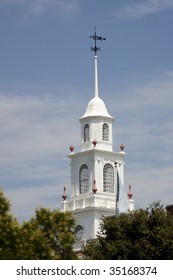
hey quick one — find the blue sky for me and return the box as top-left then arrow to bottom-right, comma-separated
0,0 -> 173,221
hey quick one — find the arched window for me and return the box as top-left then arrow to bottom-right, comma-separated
103,164 -> 114,193
84,124 -> 89,142
102,123 -> 109,141
79,164 -> 89,194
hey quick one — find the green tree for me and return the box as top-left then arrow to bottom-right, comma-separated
84,202 -> 173,260
18,208 -> 77,260
0,189 -> 77,259
0,189 -> 19,259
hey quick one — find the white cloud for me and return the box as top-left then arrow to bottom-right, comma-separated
0,92 -> 81,189
31,0 -> 79,17
5,184 -> 63,222
0,93 -> 80,156
0,0 -> 80,18
116,0 -> 173,19
126,165 -> 173,209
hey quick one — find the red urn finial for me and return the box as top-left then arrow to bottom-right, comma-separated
128,185 -> 133,199
92,139 -> 97,147
92,179 -> 98,194
69,145 -> 74,152
62,186 -> 67,201
120,144 -> 125,151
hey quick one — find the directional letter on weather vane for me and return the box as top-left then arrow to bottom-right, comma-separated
90,27 -> 106,56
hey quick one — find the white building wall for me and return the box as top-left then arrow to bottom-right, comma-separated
73,207 -> 116,242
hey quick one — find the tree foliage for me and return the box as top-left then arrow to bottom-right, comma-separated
18,208 -> 77,260
0,189 -> 77,259
0,189 -> 20,259
84,202 -> 173,260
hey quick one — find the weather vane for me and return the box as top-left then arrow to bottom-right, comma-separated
90,27 -> 106,56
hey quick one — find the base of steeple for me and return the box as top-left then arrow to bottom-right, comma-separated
72,206 -> 116,252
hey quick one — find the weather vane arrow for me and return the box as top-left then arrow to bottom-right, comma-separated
90,27 -> 106,56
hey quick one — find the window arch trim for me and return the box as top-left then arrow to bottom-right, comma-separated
84,124 -> 89,142
79,164 -> 89,194
102,123 -> 109,141
103,163 -> 114,193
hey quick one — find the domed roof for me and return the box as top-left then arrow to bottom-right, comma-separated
80,96 -> 113,119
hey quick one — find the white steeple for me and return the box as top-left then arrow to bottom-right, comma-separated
61,29 -> 134,253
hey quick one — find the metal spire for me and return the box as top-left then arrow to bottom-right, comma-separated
90,27 -> 106,56
90,27 -> 106,98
